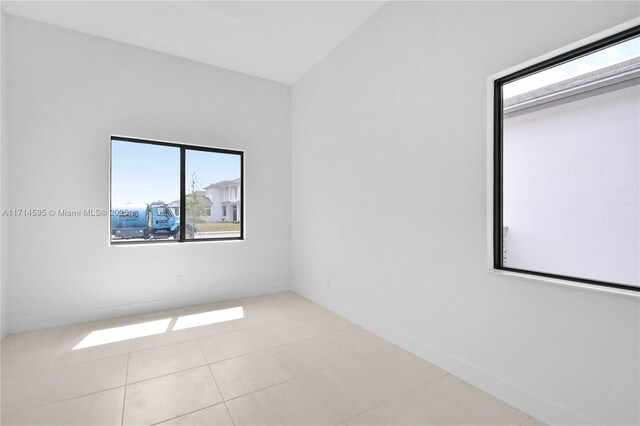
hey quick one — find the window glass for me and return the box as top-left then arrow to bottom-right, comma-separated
110,137 -> 243,243
185,149 -> 242,240
496,30 -> 640,290
110,140 -> 179,242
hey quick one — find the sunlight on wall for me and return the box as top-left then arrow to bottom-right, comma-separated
73,318 -> 172,350
173,306 -> 244,331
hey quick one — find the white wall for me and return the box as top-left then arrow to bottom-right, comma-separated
292,2 -> 639,425
4,15 -> 291,332
1,11 -> 8,339
504,81 -> 640,286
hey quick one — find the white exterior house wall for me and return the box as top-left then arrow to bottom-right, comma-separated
206,181 -> 241,222
503,79 -> 640,286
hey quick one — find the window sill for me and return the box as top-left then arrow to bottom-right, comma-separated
109,238 -> 244,246
486,268 -> 640,299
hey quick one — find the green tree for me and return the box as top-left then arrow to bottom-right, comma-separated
148,200 -> 166,206
186,172 -> 207,231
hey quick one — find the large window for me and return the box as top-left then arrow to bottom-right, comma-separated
110,136 -> 243,244
494,26 -> 639,291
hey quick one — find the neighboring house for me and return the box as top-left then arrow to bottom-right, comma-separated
169,191 -> 212,221
205,178 -> 241,222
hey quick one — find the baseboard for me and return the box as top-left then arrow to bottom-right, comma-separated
8,283 -> 289,334
292,285 -> 594,426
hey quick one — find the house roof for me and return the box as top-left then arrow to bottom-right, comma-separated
169,191 -> 212,207
204,178 -> 241,189
504,56 -> 640,114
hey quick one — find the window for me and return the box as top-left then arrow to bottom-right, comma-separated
222,206 -> 227,216
494,26 -> 639,291
110,136 -> 243,244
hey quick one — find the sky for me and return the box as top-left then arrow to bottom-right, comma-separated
503,35 -> 639,98
111,140 -> 241,205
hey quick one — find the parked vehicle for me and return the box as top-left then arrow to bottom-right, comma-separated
111,204 -> 180,240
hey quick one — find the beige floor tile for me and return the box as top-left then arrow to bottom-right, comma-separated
257,318 -> 323,347
127,339 -> 207,384
272,335 -> 354,377
123,366 -> 223,426
298,311 -> 354,336
156,403 -> 233,425
1,328 -> 67,378
241,303 -> 294,326
521,416 -> 544,425
327,326 -> 393,357
264,292 -> 329,318
226,378 -> 341,425
192,316 -> 253,339
297,358 -> 405,422
130,327 -> 200,353
342,396 -> 438,425
1,372 -> 41,415
1,349 -> 49,379
2,322 -> 129,375
2,387 -> 125,426
403,375 -> 530,425
23,354 -> 128,409
46,338 -> 131,371
360,345 -> 448,390
210,349 -> 296,400
198,328 -> 271,363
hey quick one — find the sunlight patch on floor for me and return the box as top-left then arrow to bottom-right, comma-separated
73,318 -> 172,350
172,306 -> 244,331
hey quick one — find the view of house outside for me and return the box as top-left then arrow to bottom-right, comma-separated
502,36 -> 639,287
184,149 -> 241,239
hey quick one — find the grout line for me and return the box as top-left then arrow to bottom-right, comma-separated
5,354 -> 131,416
197,339 -> 236,426
217,352 -> 356,405
8,384 -> 127,416
125,363 -> 207,386
338,389 -> 413,424
3,348 -> 131,379
147,402 -> 225,426
199,325 -> 355,368
337,374 -> 451,425
121,349 -> 131,426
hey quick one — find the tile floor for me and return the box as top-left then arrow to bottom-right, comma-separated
1,292 -> 538,425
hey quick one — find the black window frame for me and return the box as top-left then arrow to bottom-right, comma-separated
110,135 -> 244,245
493,25 -> 640,292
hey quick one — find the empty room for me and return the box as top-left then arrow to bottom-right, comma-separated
0,1 -> 638,425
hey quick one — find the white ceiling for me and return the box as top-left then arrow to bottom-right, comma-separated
1,1 -> 385,84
